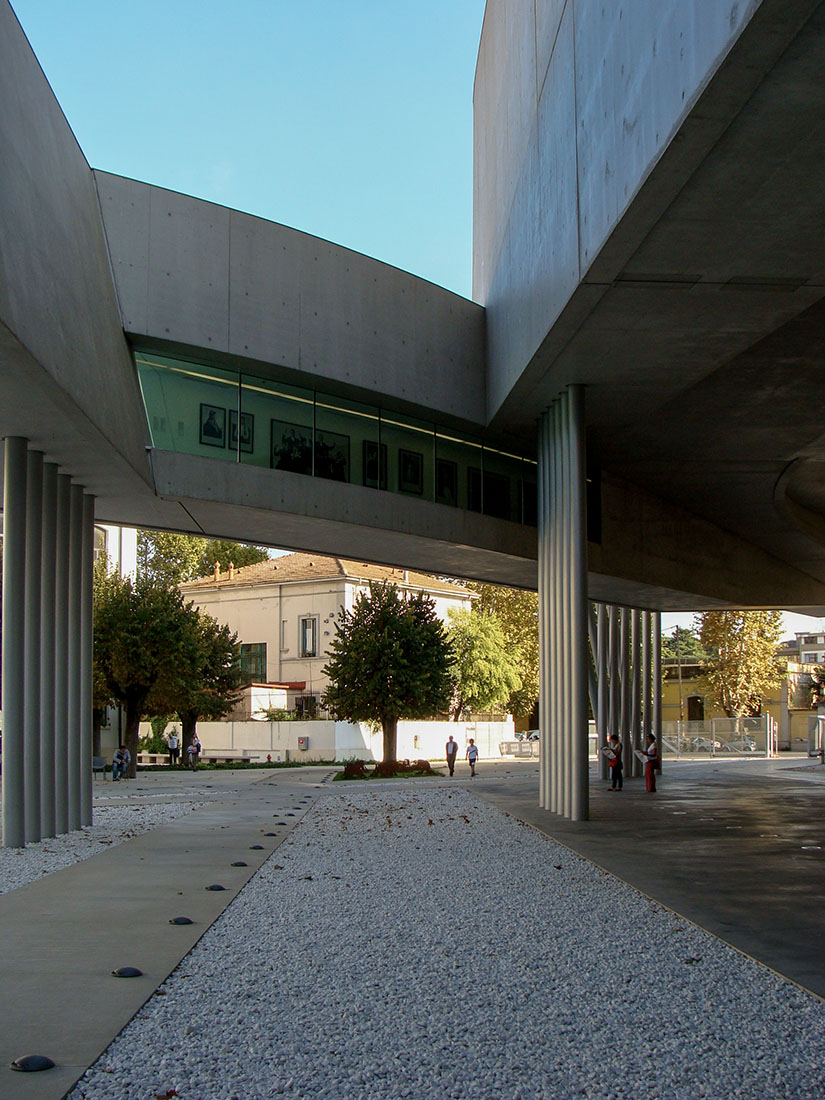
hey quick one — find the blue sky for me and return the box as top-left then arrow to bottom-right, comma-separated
11,0 -> 484,299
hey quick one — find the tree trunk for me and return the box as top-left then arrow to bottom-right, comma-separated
92,708 -> 104,758
123,705 -> 142,779
180,710 -> 198,755
382,716 -> 398,766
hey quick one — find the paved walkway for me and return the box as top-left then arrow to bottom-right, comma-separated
1,758 -> 823,1097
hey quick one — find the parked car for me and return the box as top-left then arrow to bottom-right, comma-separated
688,737 -> 722,752
514,729 -> 540,741
722,736 -> 758,752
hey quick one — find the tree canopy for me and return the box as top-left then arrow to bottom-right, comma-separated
137,531 -> 270,586
322,581 -> 454,771
697,610 -> 783,718
661,626 -> 708,664
446,607 -> 522,720
465,583 -> 538,718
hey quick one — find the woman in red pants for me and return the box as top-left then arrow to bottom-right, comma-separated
644,733 -> 660,793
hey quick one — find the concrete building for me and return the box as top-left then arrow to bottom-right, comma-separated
4,0 -> 825,840
179,552 -> 474,715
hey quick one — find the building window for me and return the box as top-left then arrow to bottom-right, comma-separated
94,526 -> 108,563
296,695 -> 318,718
299,616 -> 318,657
239,642 -> 267,682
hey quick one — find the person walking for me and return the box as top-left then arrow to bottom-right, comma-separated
608,733 -> 623,790
445,735 -> 458,776
167,727 -> 180,767
644,733 -> 660,793
112,744 -> 131,781
466,738 -> 479,778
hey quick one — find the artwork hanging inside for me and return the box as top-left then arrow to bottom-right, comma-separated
435,458 -> 458,506
199,404 -> 226,447
362,440 -> 388,489
230,410 -> 254,454
315,430 -> 350,482
399,449 -> 424,495
271,420 -> 313,475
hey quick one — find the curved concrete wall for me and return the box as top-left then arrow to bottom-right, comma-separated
95,173 -> 487,428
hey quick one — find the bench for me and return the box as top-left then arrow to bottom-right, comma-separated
92,756 -> 108,779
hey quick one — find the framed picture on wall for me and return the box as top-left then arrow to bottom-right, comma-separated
435,458 -> 458,506
362,440 -> 388,489
229,410 -> 254,454
467,466 -> 482,512
399,449 -> 424,495
199,404 -> 226,447
271,419 -> 313,474
315,430 -> 350,482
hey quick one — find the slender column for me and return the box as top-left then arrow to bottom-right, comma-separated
2,438 -> 28,848
619,609 -> 630,761
608,605 -> 619,741
80,494 -> 95,826
54,474 -> 71,835
538,410 -> 549,809
553,399 -> 564,815
567,385 -> 588,822
642,611 -> 653,777
631,609 -> 642,774
596,604 -> 609,781
24,450 -> 44,843
67,483 -> 84,831
40,463 -> 58,838
653,612 -> 662,771
560,398 -> 572,819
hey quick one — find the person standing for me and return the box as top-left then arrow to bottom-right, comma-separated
608,733 -> 623,791
445,735 -> 458,776
167,727 -> 180,767
466,738 -> 479,778
645,733 -> 660,793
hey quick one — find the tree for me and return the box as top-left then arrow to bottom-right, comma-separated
697,610 -> 783,718
147,606 -> 243,753
137,531 -> 270,586
93,571 -> 193,776
322,582 -> 454,772
661,626 -> 708,664
446,607 -> 522,720
465,583 -> 538,719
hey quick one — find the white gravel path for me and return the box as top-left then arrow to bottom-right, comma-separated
0,798 -> 202,895
68,786 -> 825,1100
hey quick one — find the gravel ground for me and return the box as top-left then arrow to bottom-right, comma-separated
0,795 -> 202,895
67,785 -> 825,1100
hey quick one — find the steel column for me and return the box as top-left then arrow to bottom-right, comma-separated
2,438 -> 28,847
653,612 -> 662,769
631,609 -> 642,775
24,450 -> 43,843
642,610 -> 653,772
596,604 -> 609,781
40,463 -> 58,838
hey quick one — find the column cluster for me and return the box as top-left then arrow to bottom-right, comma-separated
589,605 -> 662,780
537,387 -> 589,821
2,437 -> 95,848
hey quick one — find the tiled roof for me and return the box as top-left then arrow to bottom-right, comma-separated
180,552 -> 472,597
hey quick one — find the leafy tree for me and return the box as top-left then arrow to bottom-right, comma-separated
465,583 -> 538,718
661,626 -> 708,664
322,582 -> 454,772
93,571 -> 192,776
147,606 -> 242,753
697,610 -> 783,718
137,531 -> 270,586
446,607 -> 522,720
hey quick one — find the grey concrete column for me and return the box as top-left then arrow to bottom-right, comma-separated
619,608 -> 630,759
40,463 -> 58,838
653,612 -> 662,770
67,483 -> 84,831
567,385 -> 588,822
537,411 -> 550,809
608,605 -> 619,741
596,604 -> 609,781
631,609 -> 642,773
2,437 -> 28,848
80,494 -> 95,826
551,400 -> 561,813
642,611 -> 653,777
24,449 -> 44,843
54,474 -> 71,835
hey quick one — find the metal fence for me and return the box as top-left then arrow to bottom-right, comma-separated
660,714 -> 777,757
